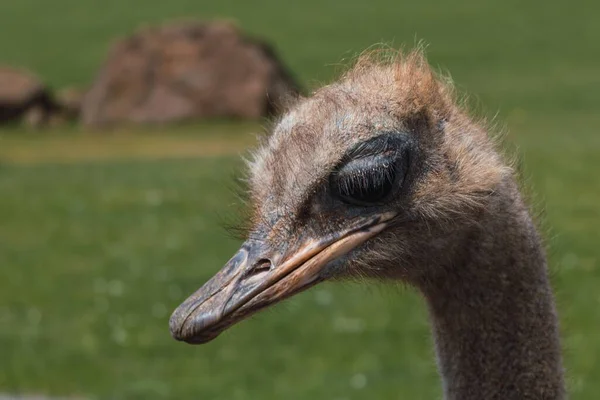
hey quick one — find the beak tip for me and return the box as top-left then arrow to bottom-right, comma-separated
169,303 -> 223,345
168,309 -> 185,341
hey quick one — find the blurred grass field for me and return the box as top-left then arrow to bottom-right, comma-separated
1,0 -> 599,399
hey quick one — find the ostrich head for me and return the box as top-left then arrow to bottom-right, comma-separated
169,50 -> 510,344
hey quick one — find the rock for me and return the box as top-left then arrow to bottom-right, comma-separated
0,66 -> 58,126
81,20 -> 301,127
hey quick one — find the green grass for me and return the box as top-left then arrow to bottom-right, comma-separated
1,121 -> 599,399
1,0 -> 599,399
0,123 -> 259,164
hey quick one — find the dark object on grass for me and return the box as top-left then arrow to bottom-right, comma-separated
0,66 -> 59,128
170,50 -> 566,400
81,20 -> 301,127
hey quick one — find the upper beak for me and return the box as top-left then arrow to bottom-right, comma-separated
169,212 -> 394,344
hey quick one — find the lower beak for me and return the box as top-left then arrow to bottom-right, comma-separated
169,213 -> 394,344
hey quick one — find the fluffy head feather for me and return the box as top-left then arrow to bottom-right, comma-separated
244,50 -> 511,271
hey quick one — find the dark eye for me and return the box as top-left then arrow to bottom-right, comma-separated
330,157 -> 400,206
330,133 -> 412,206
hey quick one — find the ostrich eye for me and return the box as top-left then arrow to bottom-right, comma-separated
331,159 -> 397,205
330,134 -> 410,206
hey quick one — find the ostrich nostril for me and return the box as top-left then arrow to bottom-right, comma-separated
254,258 -> 273,272
246,258 -> 273,279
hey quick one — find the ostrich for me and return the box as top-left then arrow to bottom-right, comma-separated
169,50 -> 566,400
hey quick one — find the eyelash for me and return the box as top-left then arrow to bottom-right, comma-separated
336,163 -> 396,198
330,156 -> 400,206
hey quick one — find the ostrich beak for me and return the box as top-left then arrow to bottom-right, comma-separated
169,212 -> 394,344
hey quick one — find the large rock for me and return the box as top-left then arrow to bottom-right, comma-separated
81,20 -> 301,127
0,66 -> 58,127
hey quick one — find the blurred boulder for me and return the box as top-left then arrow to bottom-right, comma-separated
0,66 -> 59,127
81,20 -> 301,127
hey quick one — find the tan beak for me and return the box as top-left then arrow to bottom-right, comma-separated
169,213 -> 394,344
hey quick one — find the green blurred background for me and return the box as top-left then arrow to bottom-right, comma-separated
0,0 -> 599,399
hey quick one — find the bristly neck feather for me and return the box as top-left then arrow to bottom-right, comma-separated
420,181 -> 565,400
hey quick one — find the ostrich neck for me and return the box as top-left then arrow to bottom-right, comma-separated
421,186 -> 565,400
